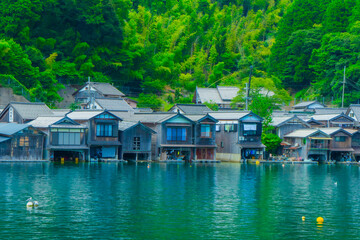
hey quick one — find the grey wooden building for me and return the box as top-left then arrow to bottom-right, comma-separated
0,102 -> 54,123
119,121 -> 156,161
67,110 -> 122,160
209,111 -> 265,161
0,123 -> 45,160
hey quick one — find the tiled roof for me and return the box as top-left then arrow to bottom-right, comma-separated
0,123 -> 30,136
29,116 -> 64,128
314,108 -> 347,115
348,104 -> 360,120
10,102 -> 54,120
320,128 -> 345,136
95,98 -> 134,111
170,104 -> 212,115
217,86 -> 239,101
312,114 -> 342,121
197,88 -> 224,104
92,82 -> 125,97
285,128 -> 328,138
67,110 -> 104,120
118,121 -> 138,131
52,109 -> 71,117
209,111 -> 250,120
118,121 -> 156,133
293,101 -> 317,108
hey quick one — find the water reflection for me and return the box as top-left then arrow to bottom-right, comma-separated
0,162 -> 360,239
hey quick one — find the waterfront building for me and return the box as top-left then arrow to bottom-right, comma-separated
0,102 -> 54,123
85,98 -> 135,112
292,101 -> 326,112
346,104 -> 360,125
168,104 -> 212,115
270,115 -> 310,139
119,121 -> 156,161
0,123 -> 45,160
30,116 -> 88,161
308,113 -> 355,128
321,128 -> 353,161
67,110 -> 122,160
284,129 -> 331,161
209,111 -> 265,161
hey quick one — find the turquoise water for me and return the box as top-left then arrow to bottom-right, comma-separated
1,162 -> 360,239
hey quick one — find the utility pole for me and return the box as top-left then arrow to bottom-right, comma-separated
245,65 -> 253,111
342,66 -> 346,108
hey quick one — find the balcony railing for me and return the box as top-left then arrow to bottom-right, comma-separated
310,143 -> 328,149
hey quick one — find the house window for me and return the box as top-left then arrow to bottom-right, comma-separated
215,124 -> 221,132
243,124 -> 257,136
167,127 -> 187,141
96,124 -> 113,137
224,124 -> 237,132
133,137 -> 140,150
335,136 -> 346,142
19,136 -> 29,147
9,107 -> 14,123
201,125 -> 211,138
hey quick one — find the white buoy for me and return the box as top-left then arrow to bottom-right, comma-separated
26,201 -> 34,207
34,201 -> 39,207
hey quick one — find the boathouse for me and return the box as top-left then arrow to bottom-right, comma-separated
0,123 -> 45,160
284,129 -> 331,161
118,121 -> 156,161
209,111 -> 265,161
67,110 -> 122,160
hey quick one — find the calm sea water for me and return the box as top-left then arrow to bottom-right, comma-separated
0,162 -> 360,239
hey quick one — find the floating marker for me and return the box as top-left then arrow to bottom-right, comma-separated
256,160 -> 260,165
317,217 -> 324,224
302,216 -> 305,221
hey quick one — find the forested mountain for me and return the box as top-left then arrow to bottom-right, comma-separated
1,0 -> 359,108
270,0 -> 360,106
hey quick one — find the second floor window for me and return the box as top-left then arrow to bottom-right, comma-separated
133,137 -> 140,150
224,124 -> 237,132
167,127 -> 186,141
243,124 -> 257,135
201,125 -> 211,138
97,124 -> 113,137
335,136 -> 346,142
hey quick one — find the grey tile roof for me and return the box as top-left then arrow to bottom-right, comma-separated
134,108 -> 153,113
314,108 -> 347,115
170,104 -> 212,115
348,104 -> 360,120
11,102 -> 54,120
0,123 -> 30,136
92,82 -> 125,97
284,129 -> 321,138
118,121 -> 138,131
217,86 -> 239,101
52,109 -> 71,117
197,88 -> 224,104
270,116 -> 294,127
118,121 -> 156,134
0,136 -> 10,142
95,98 -> 134,111
312,114 -> 341,121
29,116 -> 64,128
293,101 -> 317,108
67,110 -> 104,120
320,128 -> 349,136
209,111 -> 250,120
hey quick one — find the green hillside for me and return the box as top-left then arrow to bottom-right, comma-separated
1,0 -> 359,108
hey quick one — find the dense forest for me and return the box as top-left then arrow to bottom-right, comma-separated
0,0 -> 359,108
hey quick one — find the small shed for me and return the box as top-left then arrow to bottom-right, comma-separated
119,121 -> 156,161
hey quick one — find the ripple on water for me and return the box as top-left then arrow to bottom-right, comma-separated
0,162 -> 360,239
